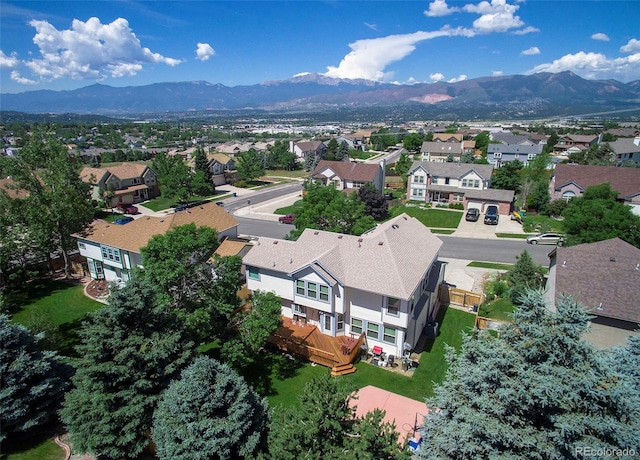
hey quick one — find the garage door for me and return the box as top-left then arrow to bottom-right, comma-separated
466,201 -> 482,211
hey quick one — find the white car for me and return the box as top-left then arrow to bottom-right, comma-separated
526,232 -> 565,246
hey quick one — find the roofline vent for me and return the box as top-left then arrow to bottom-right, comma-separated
636,263 -> 639,270
610,257 -> 616,262
597,302 -> 604,311
561,260 -> 567,267
392,224 -> 399,229
378,241 -> 384,246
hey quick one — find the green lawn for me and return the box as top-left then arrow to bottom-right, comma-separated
496,233 -> 530,239
390,205 -> 463,229
143,193 -> 215,212
522,214 -> 564,233
11,279 -> 102,356
274,200 -> 303,216
2,426 -> 65,460
264,169 -> 309,179
467,261 -> 513,270
478,297 -> 515,322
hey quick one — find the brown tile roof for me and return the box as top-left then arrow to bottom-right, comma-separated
552,238 -> 640,324
214,238 -> 252,257
553,164 -> 640,200
312,160 -> 380,182
75,201 -> 238,254
80,163 -> 150,183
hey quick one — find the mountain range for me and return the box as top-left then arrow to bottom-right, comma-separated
1,71 -> 640,120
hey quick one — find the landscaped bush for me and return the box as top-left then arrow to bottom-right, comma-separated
448,203 -> 464,210
483,274 -> 509,302
233,180 -> 247,188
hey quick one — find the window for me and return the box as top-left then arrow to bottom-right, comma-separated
493,152 -> 502,158
445,178 -> 450,185
101,246 -> 121,263
462,179 -> 468,187
132,178 -> 141,185
562,191 -> 576,202
319,285 -> 329,301
474,180 -> 480,188
78,242 -> 86,250
351,318 -> 363,335
248,267 -> 260,280
293,304 -> 307,316
367,322 -> 380,340
337,314 -> 344,331
296,279 -> 329,302
352,181 -> 366,189
411,188 -> 424,198
387,297 -> 400,316
414,175 -> 424,184
383,327 -> 396,345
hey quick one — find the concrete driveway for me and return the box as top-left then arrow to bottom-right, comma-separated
452,212 -> 524,238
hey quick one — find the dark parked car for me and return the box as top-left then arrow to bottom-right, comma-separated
114,216 -> 134,225
278,214 -> 295,224
465,208 -> 480,222
116,202 -> 138,214
484,205 -> 499,225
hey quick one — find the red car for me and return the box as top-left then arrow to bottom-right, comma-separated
116,202 -> 138,214
278,214 -> 295,224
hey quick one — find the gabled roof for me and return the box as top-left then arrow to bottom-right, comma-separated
420,141 -> 462,154
311,160 -> 380,182
80,163 -> 151,184
550,238 -> 640,324
408,161 -> 494,180
553,164 -> 640,200
294,140 -> 325,152
75,201 -> 238,254
558,134 -> 599,143
433,133 -> 462,142
608,137 -> 640,155
490,132 -> 533,145
242,213 -> 442,299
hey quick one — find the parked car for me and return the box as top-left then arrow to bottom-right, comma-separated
216,201 -> 224,206
116,202 -> 138,214
526,232 -> 566,246
484,205 -> 499,225
465,208 -> 480,222
278,213 -> 295,224
114,216 -> 134,225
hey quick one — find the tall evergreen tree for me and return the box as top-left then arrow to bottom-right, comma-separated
337,140 -> 350,161
153,356 -> 270,460
193,145 -> 212,185
0,315 -> 69,442
267,374 -> 411,460
60,277 -> 196,458
418,290 -> 640,460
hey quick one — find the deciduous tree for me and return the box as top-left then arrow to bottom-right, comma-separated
491,160 -> 523,191
358,184 -> 389,221
153,356 -> 269,460
236,148 -> 265,182
60,277 -> 196,458
152,151 -> 211,203
0,315 -> 69,442
419,290 -> 640,460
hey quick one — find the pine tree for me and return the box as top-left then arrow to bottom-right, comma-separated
60,277 -> 196,458
0,315 -> 69,442
152,356 -> 270,460
418,290 -> 640,459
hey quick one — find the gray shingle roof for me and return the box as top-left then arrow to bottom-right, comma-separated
552,238 -> 640,324
553,164 -> 640,200
242,213 -> 442,299
312,160 -> 380,182
487,143 -> 543,155
420,141 -> 462,154
409,161 -> 494,180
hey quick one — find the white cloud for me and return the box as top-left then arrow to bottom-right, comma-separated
196,43 -> 215,61
10,71 -> 38,85
425,0 -> 459,17
513,26 -> 539,35
620,38 -> 640,54
492,70 -> 503,76
17,17 -> 181,83
591,33 -> 610,42
0,50 -> 19,68
463,0 -> 524,33
324,27 -> 473,81
530,50 -> 640,81
448,74 -> 467,83
430,72 -> 445,82
521,46 -> 540,56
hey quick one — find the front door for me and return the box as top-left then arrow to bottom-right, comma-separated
322,314 -> 333,335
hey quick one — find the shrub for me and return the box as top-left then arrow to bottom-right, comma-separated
232,180 -> 247,188
449,203 -> 464,210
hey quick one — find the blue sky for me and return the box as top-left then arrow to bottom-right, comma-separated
1,1 -> 639,94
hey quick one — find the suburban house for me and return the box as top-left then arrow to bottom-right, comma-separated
609,137 -> 640,165
420,141 -> 463,162
290,140 -> 327,160
406,162 -> 513,214
74,201 -> 239,282
553,134 -> 600,154
331,134 -> 367,151
544,238 -> 640,348
487,143 -> 543,167
432,133 -> 463,143
311,160 -> 385,193
242,213 -> 445,358
80,163 -> 160,207
489,132 -> 534,145
550,164 -> 640,214
187,152 -> 236,186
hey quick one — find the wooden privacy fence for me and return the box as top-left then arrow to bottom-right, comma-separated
439,285 -> 485,309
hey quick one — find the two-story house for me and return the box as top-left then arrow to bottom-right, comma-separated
609,137 -> 640,165
487,143 -> 543,167
74,201 -> 239,282
311,160 -> 385,193
80,163 -> 160,207
290,140 -> 327,160
420,141 -> 463,162
242,213 -> 445,357
407,161 -> 513,214
553,134 -> 600,154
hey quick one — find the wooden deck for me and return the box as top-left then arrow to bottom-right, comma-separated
268,317 -> 365,371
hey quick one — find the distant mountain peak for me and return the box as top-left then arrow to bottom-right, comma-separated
262,72 -> 381,87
